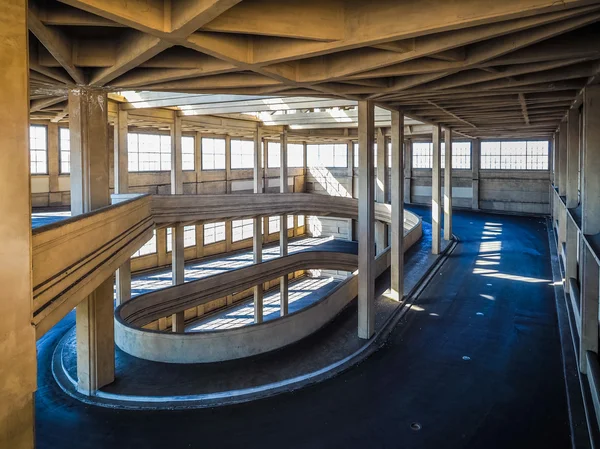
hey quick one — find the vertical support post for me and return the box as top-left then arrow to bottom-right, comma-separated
404,138 -> 412,204
391,111 -> 405,301
253,126 -> 264,323
472,138 -> 480,210
0,1 -> 36,444
567,108 -> 580,209
579,85 -> 600,373
375,128 -> 387,254
566,218 -> 578,296
444,128 -> 453,241
279,129 -> 289,316
225,134 -> 231,194
432,125 -> 442,255
47,122 -> 61,206
559,121 -> 568,196
171,114 -> 185,332
114,108 -> 131,306
70,87 -> 115,395
358,100 -> 375,339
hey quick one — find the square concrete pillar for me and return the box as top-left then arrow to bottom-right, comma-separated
404,139 -> 412,204
69,87 -> 115,395
432,125 -> 442,255
444,128 -> 453,241
171,115 -> 185,331
472,138 -> 480,210
358,100 -> 376,339
391,111 -> 404,300
375,128 -> 388,254
566,107 -> 580,209
114,108 -> 131,306
558,121 -> 568,196
280,130 -> 289,316
0,1 -> 37,445
253,126 -> 264,323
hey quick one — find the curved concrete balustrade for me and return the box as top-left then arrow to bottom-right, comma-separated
114,210 -> 422,364
32,193 -> 407,338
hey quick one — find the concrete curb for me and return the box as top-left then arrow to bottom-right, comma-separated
52,237 -> 457,411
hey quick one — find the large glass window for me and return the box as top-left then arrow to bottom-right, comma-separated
59,127 -> 70,174
307,143 -> 347,168
132,230 -> 157,258
201,137 -> 226,170
166,226 -> 196,252
412,142 -> 472,169
298,215 -> 305,226
269,216 -> 280,234
481,141 -> 549,170
204,222 -> 226,245
128,132 -> 171,171
287,215 -> 294,230
267,142 -> 281,168
182,136 -> 195,171
288,143 -> 304,168
353,142 -> 359,168
230,139 -> 254,169
30,125 -> 47,174
232,219 -> 254,242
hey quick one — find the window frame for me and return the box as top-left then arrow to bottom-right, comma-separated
480,140 -> 550,171
230,138 -> 255,170
204,222 -> 226,246
201,136 -> 226,171
29,124 -> 48,175
59,126 -> 70,174
307,143 -> 348,168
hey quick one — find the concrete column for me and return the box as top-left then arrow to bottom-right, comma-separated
404,139 -> 412,204
170,115 -> 185,332
69,87 -> 115,395
553,132 -> 559,188
375,128 -> 388,254
279,130 -> 289,316
195,131 -> 202,186
253,126 -> 264,323
47,122 -> 61,206
391,111 -> 404,301
472,138 -> 480,210
567,108 -> 580,208
114,108 -> 131,306
358,100 -> 375,339
558,122 -> 568,196
579,85 -> 600,373
432,125 -> 442,255
0,2 -> 36,444
225,134 -> 231,193
444,128 -> 453,241
565,218 -> 578,296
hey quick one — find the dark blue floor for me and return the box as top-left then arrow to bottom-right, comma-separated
35,207 -> 569,449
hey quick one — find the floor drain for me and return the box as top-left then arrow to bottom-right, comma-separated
410,422 -> 422,431
462,356 -> 471,361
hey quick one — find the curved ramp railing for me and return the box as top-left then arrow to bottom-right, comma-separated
32,193 -> 407,337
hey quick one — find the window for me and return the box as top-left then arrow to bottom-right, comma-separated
128,132 -> 171,171
201,137 -> 226,170
182,136 -> 195,171
232,219 -> 254,242
412,142 -> 432,168
204,222 -> 226,245
268,141 -> 280,168
132,230 -> 157,258
58,127 -> 70,174
166,226 -> 196,252
441,142 -> 471,169
412,142 -> 472,169
288,143 -> 304,168
269,216 -> 280,234
307,143 -> 347,168
353,142 -> 358,168
30,125 -> 47,174
298,215 -> 305,227
231,139 -> 254,169
481,141 -> 549,170
287,215 -> 294,230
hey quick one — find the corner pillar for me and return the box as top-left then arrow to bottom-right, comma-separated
444,128 -> 453,241
432,125 -> 442,254
375,128 -> 387,254
472,138 -> 480,210
69,87 -> 115,395
171,115 -> 185,332
279,129 -> 289,316
358,100 -> 375,339
0,1 -> 36,444
253,126 -> 264,323
391,111 -> 404,300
